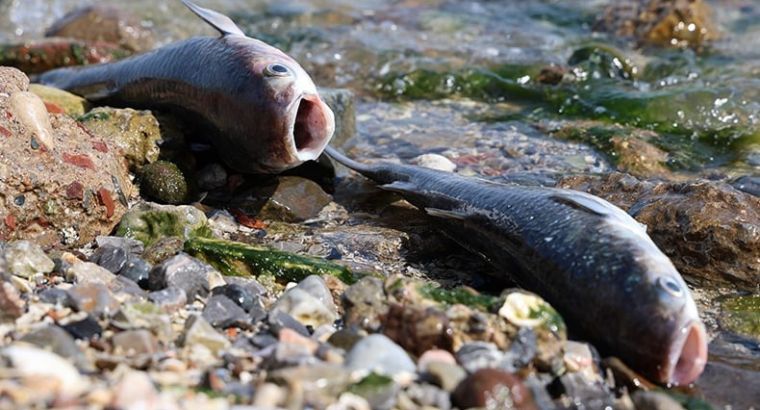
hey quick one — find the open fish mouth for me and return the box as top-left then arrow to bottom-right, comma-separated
665,321 -> 708,386
289,93 -> 335,162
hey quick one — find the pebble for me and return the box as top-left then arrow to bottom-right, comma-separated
345,334 -> 416,379
67,283 -> 119,315
411,153 -> 457,172
268,309 -> 310,337
69,261 -> 118,286
142,236 -> 185,265
112,329 -> 158,356
182,314 -> 230,354
424,361 -> 467,393
148,287 -> 188,313
327,328 -> 365,351
9,91 -> 55,150
3,240 -> 55,279
404,383 -> 452,410
270,275 -> 338,328
96,236 -> 145,255
38,287 -> 76,308
342,276 -> 389,331
1,344 -> 87,399
20,325 -> 90,369
119,255 -> 151,289
110,370 -> 169,410
197,163 -> 228,190
202,294 -> 250,329
149,253 -> 212,300
455,341 -> 505,373
211,283 -> 257,312
348,373 -> 399,410
61,315 -> 103,340
90,245 -> 129,274
0,281 -> 24,322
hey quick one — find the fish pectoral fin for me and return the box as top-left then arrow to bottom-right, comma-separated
182,0 -> 246,37
380,181 -> 418,195
424,207 -> 468,220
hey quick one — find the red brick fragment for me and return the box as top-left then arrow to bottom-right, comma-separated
230,208 -> 267,229
97,188 -> 115,218
0,125 -> 11,137
65,181 -> 84,199
44,102 -> 64,114
4,215 -> 16,231
63,152 -> 95,169
92,141 -> 109,153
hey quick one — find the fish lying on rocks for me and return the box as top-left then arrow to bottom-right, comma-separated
325,146 -> 708,386
37,0 -> 335,173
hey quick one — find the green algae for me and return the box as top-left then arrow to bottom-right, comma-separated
115,204 -> 211,247
418,284 -> 499,311
184,237 -> 356,285
720,295 -> 760,339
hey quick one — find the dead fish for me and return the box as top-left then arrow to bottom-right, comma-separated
37,0 -> 335,173
325,146 -> 708,386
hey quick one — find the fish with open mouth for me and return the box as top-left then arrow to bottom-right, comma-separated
325,146 -> 708,386
37,0 -> 335,173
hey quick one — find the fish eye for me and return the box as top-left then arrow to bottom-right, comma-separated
264,63 -> 291,77
657,276 -> 683,298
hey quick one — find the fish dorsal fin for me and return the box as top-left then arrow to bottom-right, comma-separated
550,189 -> 628,220
380,181 -> 418,195
182,0 -> 245,37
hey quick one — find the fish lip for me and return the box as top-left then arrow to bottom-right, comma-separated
663,320 -> 708,386
285,93 -> 335,165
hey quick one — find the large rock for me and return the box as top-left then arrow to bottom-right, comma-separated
559,173 -> 760,289
45,5 -> 155,53
0,38 -> 128,74
0,67 -> 133,248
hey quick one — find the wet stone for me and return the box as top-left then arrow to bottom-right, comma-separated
345,334 -> 416,378
142,236 -> 185,265
147,287 -> 187,313
0,281 -> 24,322
327,328 -> 365,352
202,294 -> 250,329
45,5 -> 155,52
505,327 -> 538,370
149,253 -> 212,301
403,383 -> 452,410
381,303 -> 452,356
79,107 -> 162,171
731,175 -> 760,197
425,361 -> 467,393
69,262 -> 118,286
632,390 -> 685,410
119,255 -> 151,289
550,372 -> 615,409
453,368 -> 536,410
243,176 -> 332,223
90,245 -> 129,274
62,315 -> 103,340
211,283 -> 257,312
349,373 -> 399,410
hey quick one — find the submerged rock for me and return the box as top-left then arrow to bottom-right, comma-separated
45,5 -> 155,52
595,0 -> 719,49
116,202 -> 210,247
559,173 -> 760,289
0,38 -> 128,74
229,176 -> 332,223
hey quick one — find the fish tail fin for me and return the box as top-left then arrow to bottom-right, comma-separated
324,145 -> 375,175
182,0 -> 246,37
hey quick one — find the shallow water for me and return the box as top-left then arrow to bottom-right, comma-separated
1,0 -> 758,407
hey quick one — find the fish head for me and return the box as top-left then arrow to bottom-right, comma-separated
241,40 -> 335,173
617,254 -> 708,387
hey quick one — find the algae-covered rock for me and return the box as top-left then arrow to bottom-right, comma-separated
79,107 -> 162,170
184,236 -> 355,285
28,84 -> 89,117
720,296 -> 760,339
595,0 -> 719,50
139,161 -> 188,204
116,202 -> 210,247
568,44 -> 638,80
0,38 -> 130,74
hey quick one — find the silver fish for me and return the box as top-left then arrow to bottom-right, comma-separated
38,0 -> 335,173
326,146 -> 708,386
